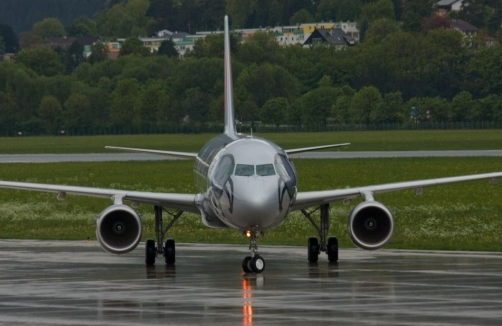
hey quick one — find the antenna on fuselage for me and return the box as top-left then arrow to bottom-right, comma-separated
223,15 -> 238,140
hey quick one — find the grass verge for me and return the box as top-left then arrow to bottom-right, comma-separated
1,129 -> 502,154
0,157 -> 501,251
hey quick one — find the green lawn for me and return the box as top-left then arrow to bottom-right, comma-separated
0,129 -> 501,154
1,157 -> 501,251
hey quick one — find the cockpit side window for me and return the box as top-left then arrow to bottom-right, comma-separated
274,154 -> 294,180
256,164 -> 276,176
235,164 -> 255,176
214,155 -> 234,185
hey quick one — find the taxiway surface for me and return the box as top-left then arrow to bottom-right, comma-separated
1,150 -> 502,163
1,240 -> 501,325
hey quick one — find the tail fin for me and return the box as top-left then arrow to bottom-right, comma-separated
223,15 -> 238,139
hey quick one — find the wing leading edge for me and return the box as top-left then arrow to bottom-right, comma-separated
292,172 -> 502,211
105,146 -> 197,159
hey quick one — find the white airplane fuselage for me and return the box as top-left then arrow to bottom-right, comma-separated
194,134 -> 297,232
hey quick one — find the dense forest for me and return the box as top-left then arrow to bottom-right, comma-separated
1,0 -> 502,135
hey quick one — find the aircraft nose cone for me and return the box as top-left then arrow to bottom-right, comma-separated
229,176 -> 291,230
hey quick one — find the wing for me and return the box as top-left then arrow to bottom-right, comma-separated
0,181 -> 200,214
285,143 -> 350,155
292,172 -> 502,211
105,146 -> 198,159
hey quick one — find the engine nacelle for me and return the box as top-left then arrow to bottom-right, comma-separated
96,205 -> 142,254
347,201 -> 394,250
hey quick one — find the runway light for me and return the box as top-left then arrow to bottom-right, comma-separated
246,231 -> 251,238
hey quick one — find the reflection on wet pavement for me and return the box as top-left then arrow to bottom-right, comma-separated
1,240 -> 502,325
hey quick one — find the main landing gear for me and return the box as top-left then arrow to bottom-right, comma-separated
145,205 -> 183,266
242,229 -> 266,273
301,203 -> 339,263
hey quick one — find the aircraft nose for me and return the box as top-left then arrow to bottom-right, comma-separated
229,176 -> 293,229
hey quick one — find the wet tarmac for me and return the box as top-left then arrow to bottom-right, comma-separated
1,240 -> 502,325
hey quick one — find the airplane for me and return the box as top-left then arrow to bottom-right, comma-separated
1,16 -> 502,274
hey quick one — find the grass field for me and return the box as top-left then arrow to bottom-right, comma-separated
1,129 -> 502,154
1,157 -> 501,251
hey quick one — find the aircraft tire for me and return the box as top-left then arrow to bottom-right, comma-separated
251,255 -> 265,273
242,256 -> 253,273
164,238 -> 175,265
327,236 -> 339,262
145,239 -> 156,266
308,237 -> 319,263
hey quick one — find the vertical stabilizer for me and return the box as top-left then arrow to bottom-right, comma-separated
224,15 -> 238,138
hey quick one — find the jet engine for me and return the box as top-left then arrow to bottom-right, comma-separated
347,201 -> 394,250
96,205 -> 142,254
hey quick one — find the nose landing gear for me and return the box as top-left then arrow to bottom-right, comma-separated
242,229 -> 265,273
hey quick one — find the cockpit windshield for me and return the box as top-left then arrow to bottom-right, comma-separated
235,164 -> 254,176
256,164 -> 276,176
234,163 -> 276,177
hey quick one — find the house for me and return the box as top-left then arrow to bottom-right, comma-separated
451,19 -> 478,37
276,29 -> 305,46
303,27 -> 356,47
436,0 -> 464,15
45,36 -> 101,57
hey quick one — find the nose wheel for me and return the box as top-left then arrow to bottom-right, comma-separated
242,255 -> 265,273
242,229 -> 265,273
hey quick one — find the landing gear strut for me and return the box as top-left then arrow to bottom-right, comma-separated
242,229 -> 266,273
301,203 -> 338,263
145,205 -> 183,266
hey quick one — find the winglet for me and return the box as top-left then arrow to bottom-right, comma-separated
224,15 -> 238,139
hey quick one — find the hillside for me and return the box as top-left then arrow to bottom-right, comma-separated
0,0 -> 106,34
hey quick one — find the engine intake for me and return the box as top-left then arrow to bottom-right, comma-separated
96,205 -> 142,254
347,201 -> 394,250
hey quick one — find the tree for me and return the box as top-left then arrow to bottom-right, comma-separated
146,0 -> 177,32
423,28 -> 466,99
401,0 -> 435,33
96,0 -> 149,38
67,17 -> 98,37
362,0 -> 395,23
466,46 -> 502,97
61,41 -> 85,74
315,0 -> 337,22
110,78 -> 141,126
350,86 -> 382,124
226,0 -> 253,28
236,63 -> 300,109
364,18 -> 399,43
38,95 -> 62,133
237,31 -> 284,65
331,0 -> 361,21
137,79 -> 172,124
301,87 -> 342,128
16,49 -> 65,76
260,97 -> 288,128
376,91 -> 404,123
451,91 -> 475,121
19,32 -> 45,50
157,39 -> 179,57
33,18 -> 66,38
63,93 -> 92,129
290,9 -> 314,24
89,41 -> 109,64
119,37 -> 150,57
422,15 -> 452,34
318,75 -> 333,88
458,0 -> 490,29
